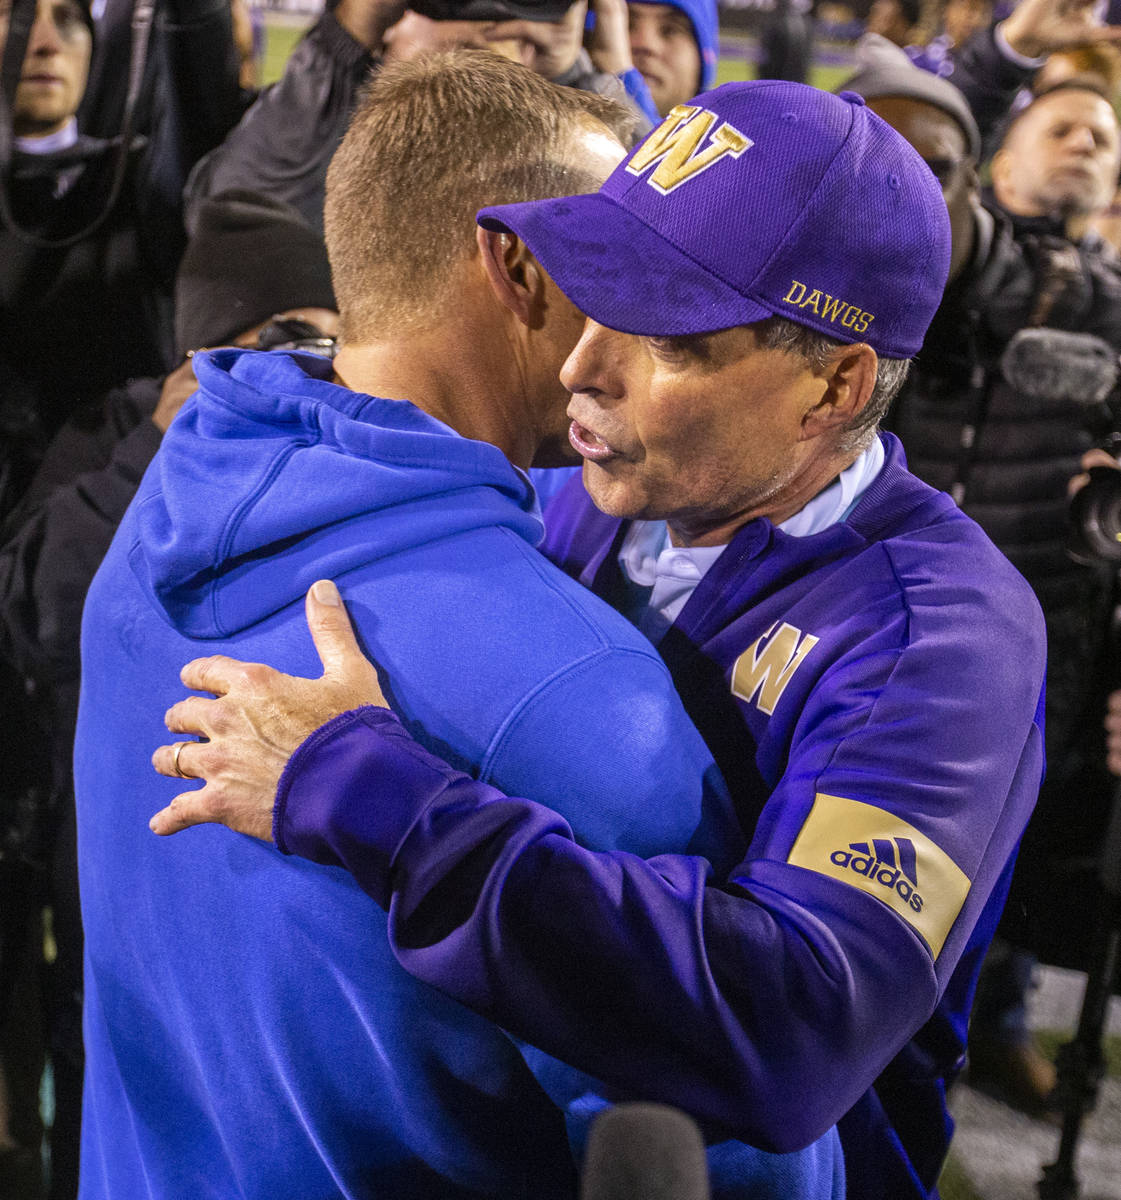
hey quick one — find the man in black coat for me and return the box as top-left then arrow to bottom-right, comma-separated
845,60 -> 1121,1117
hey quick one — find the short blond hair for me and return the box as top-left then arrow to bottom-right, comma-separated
325,49 -> 633,341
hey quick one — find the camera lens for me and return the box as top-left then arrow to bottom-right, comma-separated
1068,466 -> 1121,564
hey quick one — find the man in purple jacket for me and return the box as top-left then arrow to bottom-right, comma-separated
152,82 -> 1047,1198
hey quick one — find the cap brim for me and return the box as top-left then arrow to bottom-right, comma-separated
477,193 -> 773,336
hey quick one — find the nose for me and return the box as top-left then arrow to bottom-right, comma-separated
1065,124 -> 1098,155
28,10 -> 65,55
629,22 -> 658,57
561,319 -> 624,401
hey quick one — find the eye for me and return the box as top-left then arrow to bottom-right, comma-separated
53,2 -> 85,32
647,334 -> 711,363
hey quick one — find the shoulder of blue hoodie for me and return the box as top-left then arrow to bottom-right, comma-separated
105,346 -> 738,860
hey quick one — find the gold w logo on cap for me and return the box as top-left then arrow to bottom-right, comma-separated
626,104 -> 753,195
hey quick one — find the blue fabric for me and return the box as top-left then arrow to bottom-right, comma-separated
619,64 -> 662,126
74,348 -> 842,1199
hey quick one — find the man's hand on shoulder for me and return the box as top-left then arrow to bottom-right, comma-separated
149,580 -> 388,840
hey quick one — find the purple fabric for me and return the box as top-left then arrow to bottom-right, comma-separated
275,435 -> 1046,1196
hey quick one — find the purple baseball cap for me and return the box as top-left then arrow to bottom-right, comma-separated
477,80 -> 951,358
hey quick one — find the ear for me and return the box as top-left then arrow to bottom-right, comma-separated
798,343 -> 878,442
476,226 -> 544,328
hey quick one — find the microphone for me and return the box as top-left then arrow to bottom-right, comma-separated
999,328 -> 1119,406
580,1103 -> 710,1200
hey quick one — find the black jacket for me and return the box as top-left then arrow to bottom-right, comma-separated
886,207 -> 1121,961
0,376 -> 161,866
0,0 -> 244,520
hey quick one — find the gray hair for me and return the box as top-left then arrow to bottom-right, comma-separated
755,316 -> 911,452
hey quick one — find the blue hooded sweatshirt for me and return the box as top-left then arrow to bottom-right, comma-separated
74,349 -> 843,1199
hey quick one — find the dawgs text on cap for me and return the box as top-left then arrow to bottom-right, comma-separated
477,80 -> 951,358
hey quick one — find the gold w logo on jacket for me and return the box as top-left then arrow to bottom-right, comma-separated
626,104 -> 753,195
731,621 -> 819,715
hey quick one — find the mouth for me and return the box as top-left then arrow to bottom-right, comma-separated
568,418 -> 621,463
1056,162 -> 1096,180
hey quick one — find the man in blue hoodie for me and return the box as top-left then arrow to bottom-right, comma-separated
74,51 -> 843,1200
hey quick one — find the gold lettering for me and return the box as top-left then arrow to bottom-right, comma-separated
731,621 -> 820,715
780,282 -> 877,333
819,295 -> 845,323
800,289 -> 822,315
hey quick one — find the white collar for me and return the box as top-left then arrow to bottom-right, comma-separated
16,119 -> 80,156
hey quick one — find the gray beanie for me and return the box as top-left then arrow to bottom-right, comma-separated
840,64 -> 982,161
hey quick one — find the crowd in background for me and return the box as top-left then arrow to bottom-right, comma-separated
2,0 -> 1121,1196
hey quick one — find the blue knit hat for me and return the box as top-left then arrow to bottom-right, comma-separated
629,0 -> 718,93
478,81 -> 950,357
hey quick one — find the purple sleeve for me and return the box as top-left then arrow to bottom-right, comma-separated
275,707 -> 939,1153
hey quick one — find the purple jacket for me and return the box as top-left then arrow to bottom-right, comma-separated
278,434 -> 1046,1198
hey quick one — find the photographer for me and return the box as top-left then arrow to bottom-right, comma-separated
844,60 -> 1121,1115
0,188 -> 337,1200
0,0 -> 244,517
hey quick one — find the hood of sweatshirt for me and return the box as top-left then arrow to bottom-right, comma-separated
129,348 -> 542,639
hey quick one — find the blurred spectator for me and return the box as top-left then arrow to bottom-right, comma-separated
757,0 -> 813,83
977,77 -> 1121,1115
947,0 -> 1121,156
991,81 -> 1121,241
1088,179 -> 1121,253
77,0 -> 252,142
0,188 -> 337,1200
0,3 -> 241,1190
1031,39 -> 1121,102
0,0 -> 244,516
586,0 -> 716,119
864,0 -> 921,47
845,58 -> 1121,1117
941,0 -> 993,47
905,0 -> 993,77
188,0 -> 644,238
230,0 -> 260,88
626,0 -> 716,111
184,0 -> 390,235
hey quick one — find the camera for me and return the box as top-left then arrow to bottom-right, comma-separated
1068,465 -> 1121,565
